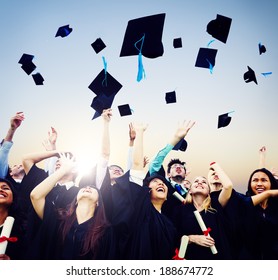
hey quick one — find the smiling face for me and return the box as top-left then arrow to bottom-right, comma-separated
148,178 -> 168,201
250,171 -> 271,195
108,165 -> 124,180
76,186 -> 99,204
0,181 -> 13,207
190,176 -> 210,196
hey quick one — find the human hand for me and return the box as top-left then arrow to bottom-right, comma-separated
0,253 -> 10,260
101,108 -> 112,122
189,234 -> 215,248
174,120 -> 195,141
10,112 -> 25,130
129,122 -> 136,141
42,127 -> 57,151
143,156 -> 149,168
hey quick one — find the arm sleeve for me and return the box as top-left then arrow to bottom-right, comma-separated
148,144 -> 174,175
126,146 -> 133,171
96,156 -> 109,189
0,141 -> 13,178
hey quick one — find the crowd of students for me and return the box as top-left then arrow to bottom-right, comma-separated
0,110 -> 278,260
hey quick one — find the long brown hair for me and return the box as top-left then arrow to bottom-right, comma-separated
58,187 -> 110,257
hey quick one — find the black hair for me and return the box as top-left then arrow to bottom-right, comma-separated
167,158 -> 186,173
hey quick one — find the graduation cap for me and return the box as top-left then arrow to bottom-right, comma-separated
258,42 -> 266,55
88,69 -> 123,96
217,111 -> 234,129
120,13 -> 166,59
55,24 -> 73,38
195,48 -> 217,71
244,66 -> 258,84
18,53 -> 36,75
118,104 -> 132,116
91,93 -> 116,120
173,38 -> 182,48
173,139 -> 188,152
206,14 -> 232,44
165,91 -> 176,104
32,73 -> 44,85
91,38 -> 106,54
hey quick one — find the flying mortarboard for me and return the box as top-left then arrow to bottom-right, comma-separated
195,48 -> 217,71
91,38 -> 106,54
55,24 -> 73,38
32,73 -> 44,85
173,38 -> 182,48
91,93 -> 116,120
118,104 -> 132,117
88,69 -> 123,96
206,14 -> 232,44
120,13 -> 166,59
18,53 -> 36,75
244,66 -> 258,84
258,43 -> 266,55
217,111 -> 234,129
165,91 -> 176,104
173,139 -> 188,152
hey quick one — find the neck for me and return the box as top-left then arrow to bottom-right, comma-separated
76,201 -> 96,224
170,176 -> 184,184
192,194 -> 206,211
260,199 -> 268,209
151,199 -> 164,213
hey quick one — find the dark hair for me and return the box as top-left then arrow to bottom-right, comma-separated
167,158 -> 186,173
58,186 -> 110,258
0,178 -> 18,215
143,174 -> 169,187
108,165 -> 124,173
246,168 -> 278,197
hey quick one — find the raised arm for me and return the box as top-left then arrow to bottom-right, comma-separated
258,146 -> 266,168
210,162 -> 233,207
149,120 -> 195,175
30,153 -> 76,219
100,108 -> 112,161
0,112 -> 25,178
251,189 -> 278,206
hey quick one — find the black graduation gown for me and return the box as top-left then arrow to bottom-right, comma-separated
101,171 -> 179,260
173,201 -> 233,260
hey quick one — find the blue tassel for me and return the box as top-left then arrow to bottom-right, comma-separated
102,56 -> 108,87
134,34 -> 146,82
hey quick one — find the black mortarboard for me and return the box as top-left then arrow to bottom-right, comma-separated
18,53 -> 36,75
55,24 -> 73,38
88,69 -> 122,97
118,104 -> 132,116
120,13 -> 166,59
195,47 -> 217,69
32,73 -> 44,85
165,91 -> 176,104
218,112 -> 233,128
173,38 -> 182,48
206,14 -> 232,44
91,38 -> 106,54
258,43 -> 266,55
91,93 -> 116,120
173,139 -> 188,151
244,66 -> 258,84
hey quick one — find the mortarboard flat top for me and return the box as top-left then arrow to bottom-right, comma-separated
120,13 -> 166,59
91,38 -> 106,54
18,53 -> 36,75
207,14 -> 232,44
218,112 -> 232,129
55,24 -> 73,38
244,66 -> 258,84
88,69 -> 123,96
32,73 -> 44,85
118,104 -> 132,116
91,93 -> 115,120
195,47 -> 217,69
173,139 -> 188,152
258,43 -> 266,55
165,91 -> 176,104
173,38 -> 182,48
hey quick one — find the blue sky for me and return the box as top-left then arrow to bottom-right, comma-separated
0,0 -> 277,193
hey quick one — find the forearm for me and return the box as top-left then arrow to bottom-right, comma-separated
101,121 -> 110,160
0,141 -> 13,177
149,144 -> 173,175
4,128 -> 16,142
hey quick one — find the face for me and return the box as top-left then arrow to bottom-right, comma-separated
0,181 -> 13,206
168,163 -> 186,179
76,186 -> 99,204
250,171 -> 271,195
183,179 -> 191,190
109,165 -> 124,180
149,178 -> 168,201
190,176 -> 210,196
9,164 -> 25,177
207,169 -> 221,185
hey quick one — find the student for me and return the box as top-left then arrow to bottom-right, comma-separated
30,153 -> 116,259
100,123 -> 179,259
173,162 -> 233,260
